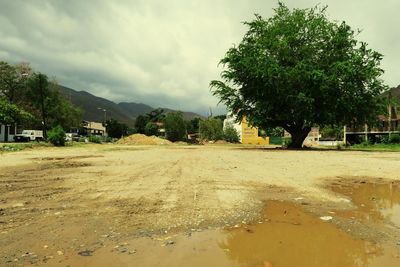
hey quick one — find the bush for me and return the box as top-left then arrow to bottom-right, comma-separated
223,125 -> 239,143
199,118 -> 223,141
165,112 -> 187,142
144,122 -> 159,136
88,135 -> 102,143
47,125 -> 66,146
389,134 -> 400,144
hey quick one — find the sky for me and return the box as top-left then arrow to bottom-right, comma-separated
0,0 -> 399,115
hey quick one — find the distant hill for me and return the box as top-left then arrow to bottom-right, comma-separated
385,85 -> 400,99
60,86 -> 204,127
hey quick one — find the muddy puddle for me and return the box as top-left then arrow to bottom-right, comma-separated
5,180 -> 400,267
330,179 -> 400,228
221,200 -> 400,267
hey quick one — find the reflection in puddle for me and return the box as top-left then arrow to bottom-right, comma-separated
220,200 -> 400,267
330,180 -> 400,227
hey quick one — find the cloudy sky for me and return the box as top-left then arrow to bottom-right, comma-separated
0,0 -> 399,115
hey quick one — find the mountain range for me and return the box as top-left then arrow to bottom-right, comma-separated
60,86 -> 204,127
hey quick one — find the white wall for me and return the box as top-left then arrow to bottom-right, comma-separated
0,124 -> 16,142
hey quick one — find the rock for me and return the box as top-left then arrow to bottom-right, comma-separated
119,248 -> 128,253
165,240 -> 175,246
319,216 -> 333,221
264,261 -> 273,267
78,250 -> 93,256
56,251 -> 63,256
128,250 -> 137,254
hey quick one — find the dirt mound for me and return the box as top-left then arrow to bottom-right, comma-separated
117,134 -> 172,145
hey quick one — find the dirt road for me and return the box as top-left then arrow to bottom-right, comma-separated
1,144 -> 400,266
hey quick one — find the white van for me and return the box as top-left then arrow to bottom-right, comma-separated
14,130 -> 44,142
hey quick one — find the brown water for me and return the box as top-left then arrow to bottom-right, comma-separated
18,181 -> 400,266
330,180 -> 400,227
220,200 -> 400,267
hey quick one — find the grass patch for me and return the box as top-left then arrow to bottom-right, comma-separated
348,143 -> 400,152
0,142 -> 51,153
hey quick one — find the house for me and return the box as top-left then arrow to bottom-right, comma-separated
0,124 -> 17,142
79,121 -> 106,136
344,103 -> 400,143
223,114 -> 269,145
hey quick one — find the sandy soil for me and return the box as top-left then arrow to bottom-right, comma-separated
1,144 -> 400,266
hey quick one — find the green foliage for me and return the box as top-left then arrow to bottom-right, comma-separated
88,135 -> 102,143
199,118 -> 223,141
0,98 -> 33,124
135,115 -> 148,134
135,109 -> 166,134
350,143 -> 400,152
223,125 -> 239,143
389,134 -> 400,144
210,3 -> 386,148
0,61 -> 30,104
320,125 -> 343,140
265,127 -> 284,137
165,112 -> 186,142
47,125 -> 66,146
147,108 -> 165,122
187,117 -> 201,134
106,119 -> 129,138
144,122 -> 159,136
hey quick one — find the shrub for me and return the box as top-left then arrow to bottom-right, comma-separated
47,125 -> 66,146
165,112 -> 187,142
88,135 -> 102,143
389,134 -> 400,144
223,125 -> 239,143
199,118 -> 223,141
144,122 -> 159,136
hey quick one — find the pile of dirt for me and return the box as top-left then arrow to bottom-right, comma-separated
117,134 -> 172,145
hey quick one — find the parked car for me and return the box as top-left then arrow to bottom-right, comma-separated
14,130 -> 44,142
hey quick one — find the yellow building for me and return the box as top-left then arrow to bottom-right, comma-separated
240,117 -> 269,145
223,115 -> 269,145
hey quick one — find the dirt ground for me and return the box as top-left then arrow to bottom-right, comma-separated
1,144 -> 400,266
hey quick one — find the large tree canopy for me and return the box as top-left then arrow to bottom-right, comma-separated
0,98 -> 32,125
211,3 -> 386,148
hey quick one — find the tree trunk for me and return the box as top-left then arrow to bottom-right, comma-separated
287,128 -> 311,149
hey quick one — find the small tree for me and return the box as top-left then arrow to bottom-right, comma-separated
135,115 -> 148,134
144,122 -> 159,136
211,3 -> 386,148
223,125 -> 239,143
106,119 -> 129,138
199,118 -> 224,141
47,125 -> 66,146
165,112 -> 186,142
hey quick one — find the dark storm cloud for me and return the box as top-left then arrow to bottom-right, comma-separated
0,0 -> 399,115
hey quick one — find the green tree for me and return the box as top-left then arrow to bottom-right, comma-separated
0,61 -> 30,104
144,121 -> 159,136
47,125 -> 66,146
199,118 -> 223,141
147,108 -> 165,122
211,3 -> 386,148
106,118 -> 129,138
135,114 -> 148,134
223,125 -> 239,143
26,73 -> 50,137
27,74 -> 82,136
0,98 -> 32,124
165,112 -> 186,142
